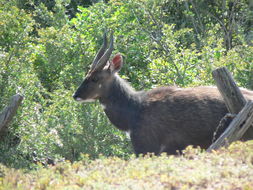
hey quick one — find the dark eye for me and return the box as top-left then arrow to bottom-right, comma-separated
91,76 -> 99,82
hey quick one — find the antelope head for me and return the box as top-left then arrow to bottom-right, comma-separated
73,32 -> 124,102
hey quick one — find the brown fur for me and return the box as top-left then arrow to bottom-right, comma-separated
131,86 -> 253,154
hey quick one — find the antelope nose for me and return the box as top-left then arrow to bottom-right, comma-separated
72,93 -> 78,100
73,93 -> 84,102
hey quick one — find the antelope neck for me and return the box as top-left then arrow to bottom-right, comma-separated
99,75 -> 142,131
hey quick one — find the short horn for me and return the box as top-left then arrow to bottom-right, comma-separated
90,32 -> 108,71
94,32 -> 114,71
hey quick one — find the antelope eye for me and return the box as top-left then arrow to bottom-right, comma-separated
91,76 -> 99,82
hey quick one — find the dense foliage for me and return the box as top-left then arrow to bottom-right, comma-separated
0,0 -> 252,168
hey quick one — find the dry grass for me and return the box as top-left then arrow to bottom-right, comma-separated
1,141 -> 253,190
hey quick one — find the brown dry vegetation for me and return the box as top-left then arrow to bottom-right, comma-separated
1,141 -> 253,190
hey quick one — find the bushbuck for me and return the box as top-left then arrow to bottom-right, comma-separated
73,32 -> 253,155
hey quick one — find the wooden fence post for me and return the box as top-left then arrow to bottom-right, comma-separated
212,67 -> 246,113
0,94 -> 23,139
207,67 -> 253,151
207,101 -> 253,151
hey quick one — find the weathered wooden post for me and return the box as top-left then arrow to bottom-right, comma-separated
208,101 -> 253,151
0,94 -> 23,140
212,67 -> 253,140
207,67 -> 253,151
212,67 -> 247,113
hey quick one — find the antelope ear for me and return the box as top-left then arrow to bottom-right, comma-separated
109,53 -> 123,73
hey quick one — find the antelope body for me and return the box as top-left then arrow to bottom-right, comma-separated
73,33 -> 253,155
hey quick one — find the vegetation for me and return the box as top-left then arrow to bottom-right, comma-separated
0,0 -> 252,174
0,141 -> 253,189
